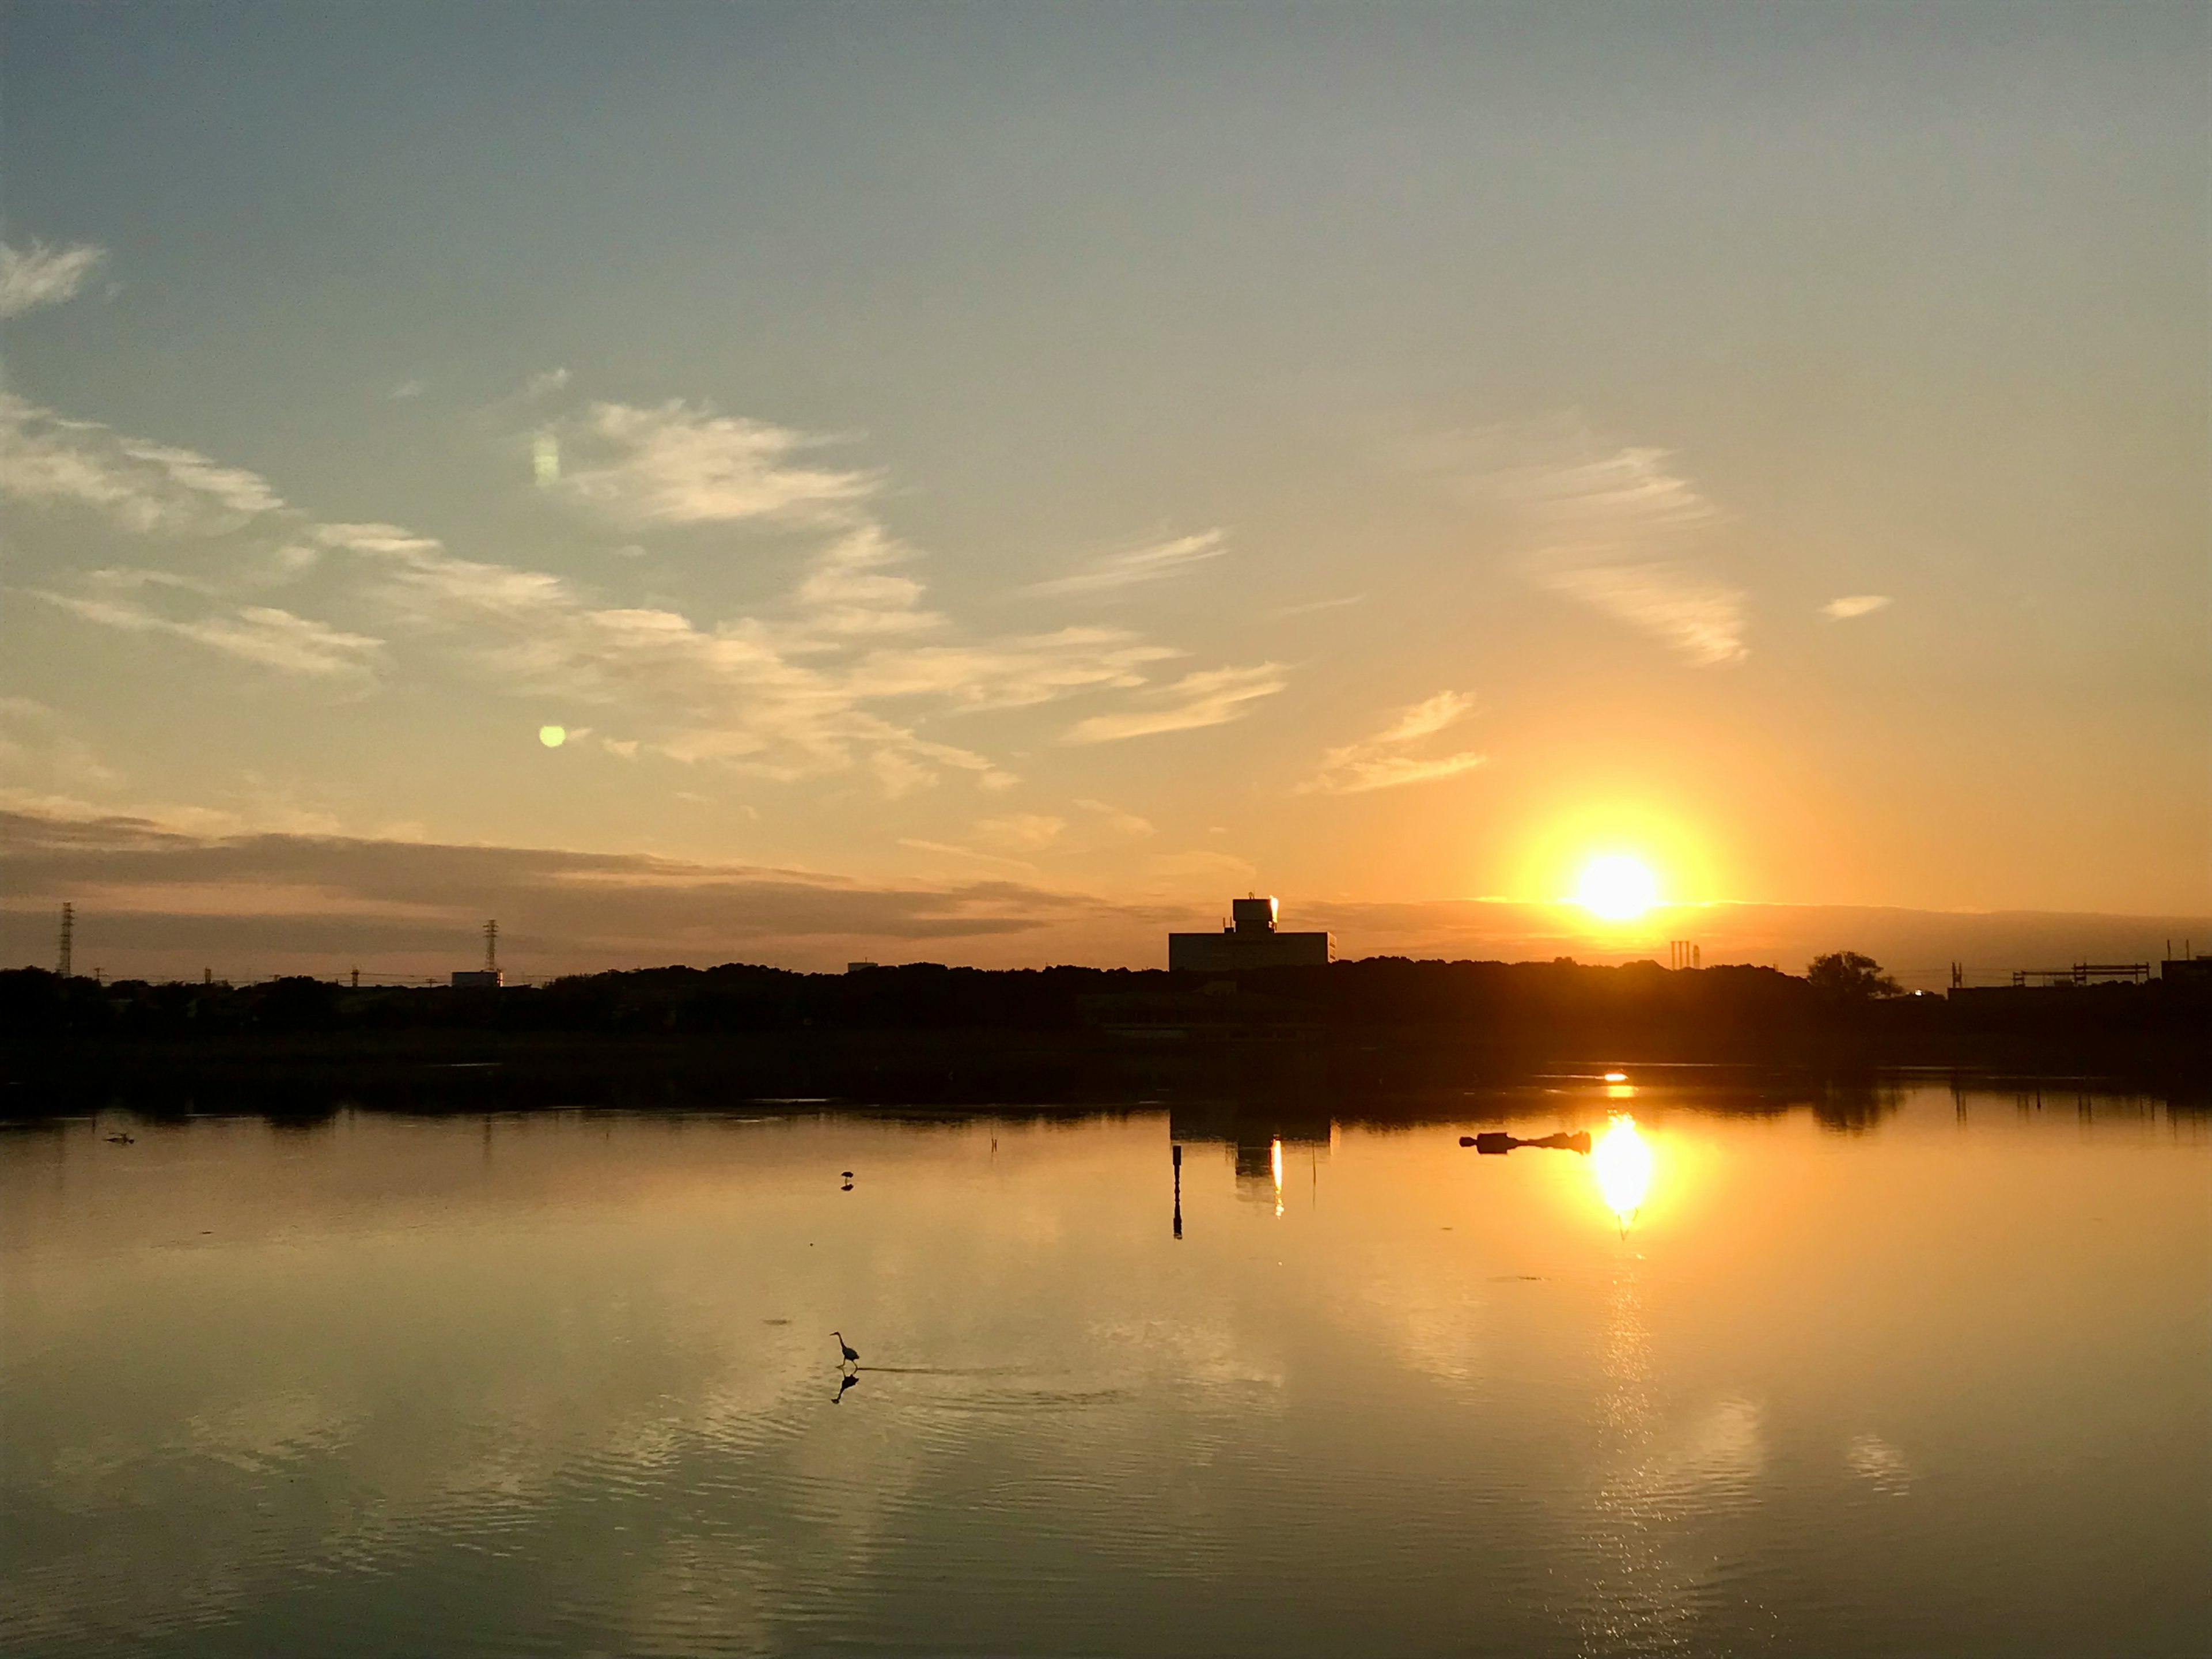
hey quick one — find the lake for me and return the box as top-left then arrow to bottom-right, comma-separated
3,1074 -> 2206,1657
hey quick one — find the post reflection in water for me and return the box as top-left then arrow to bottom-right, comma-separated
1592,1115 -> 1654,1230
1171,1142 -> 1183,1240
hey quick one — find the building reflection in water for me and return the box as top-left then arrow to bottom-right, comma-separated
1592,1115 -> 1654,1230
1168,1104 -> 1332,1224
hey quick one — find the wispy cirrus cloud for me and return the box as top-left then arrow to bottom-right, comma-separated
1300,690 -> 1487,795
0,393 -> 285,535
1024,530 -> 1227,597
7,361 -> 1277,794
792,525 -> 938,637
0,240 -> 106,319
1431,416 -> 1748,666
310,521 -> 1177,787
543,399 -> 874,527
972,813 -> 1067,853
1542,562 -> 1748,667
1265,593 -> 1364,620
1075,798 -> 1156,838
1062,662 -> 1285,745
1823,594 -> 1892,621
31,581 -> 385,681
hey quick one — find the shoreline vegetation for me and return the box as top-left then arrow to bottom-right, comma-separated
2,957 -> 2202,1116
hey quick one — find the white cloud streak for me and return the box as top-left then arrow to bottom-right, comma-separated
1543,563 -> 1748,668
1301,690 -> 1487,795
547,399 -> 874,527
0,394 -> 285,535
972,813 -> 1067,853
0,240 -> 106,318
1024,530 -> 1227,596
6,380 -> 1280,795
31,587 -> 385,680
1823,594 -> 1892,620
1076,799 -> 1156,838
1062,663 -> 1286,744
1438,418 -> 1748,666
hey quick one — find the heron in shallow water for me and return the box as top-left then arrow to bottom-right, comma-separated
834,1331 -> 859,1368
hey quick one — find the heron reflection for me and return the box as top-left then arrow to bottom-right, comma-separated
1592,1115 -> 1653,1232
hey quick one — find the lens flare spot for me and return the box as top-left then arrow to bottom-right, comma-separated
538,725 -> 567,748
1575,854 -> 1658,921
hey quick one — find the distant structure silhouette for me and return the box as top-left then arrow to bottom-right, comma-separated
451,919 -> 503,990
56,903 -> 73,979
2005,963 -> 2149,987
1169,894 -> 1332,971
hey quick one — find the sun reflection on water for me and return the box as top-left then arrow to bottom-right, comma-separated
1270,1137 -> 1283,1217
1593,1115 -> 1654,1229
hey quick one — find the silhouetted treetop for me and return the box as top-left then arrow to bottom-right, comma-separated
1806,952 -> 1902,1000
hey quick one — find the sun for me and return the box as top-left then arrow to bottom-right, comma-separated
1574,853 -> 1659,921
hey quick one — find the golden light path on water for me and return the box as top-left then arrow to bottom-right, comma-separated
1271,1137 -> 1285,1217
1592,1115 -> 1654,1228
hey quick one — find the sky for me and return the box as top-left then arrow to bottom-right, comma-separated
2,2 -> 2206,980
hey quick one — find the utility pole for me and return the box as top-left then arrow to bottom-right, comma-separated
57,903 -> 73,978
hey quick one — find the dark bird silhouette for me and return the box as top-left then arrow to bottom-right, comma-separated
834,1331 -> 859,1368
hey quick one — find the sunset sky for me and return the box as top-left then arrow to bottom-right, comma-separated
3,3 -> 2205,980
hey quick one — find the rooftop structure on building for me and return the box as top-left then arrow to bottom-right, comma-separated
1169,895 -> 1333,972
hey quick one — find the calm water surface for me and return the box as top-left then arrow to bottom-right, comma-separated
3,1078 -> 2207,1657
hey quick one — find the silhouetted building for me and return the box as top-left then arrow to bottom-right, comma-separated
450,970 -> 503,989
1169,895 -> 1333,971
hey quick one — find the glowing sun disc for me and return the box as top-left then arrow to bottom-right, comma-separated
1575,854 -> 1658,921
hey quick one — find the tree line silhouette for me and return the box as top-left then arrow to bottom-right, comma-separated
1,953 -> 2197,1074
